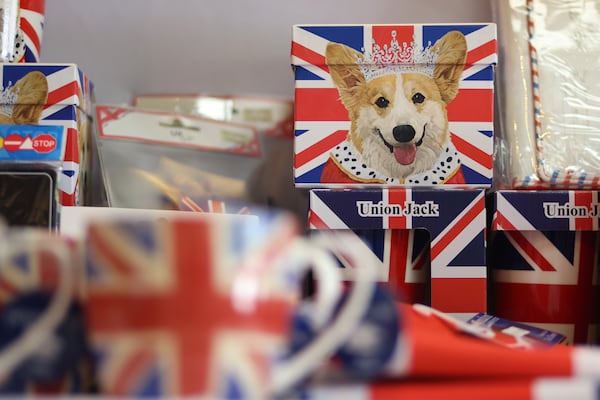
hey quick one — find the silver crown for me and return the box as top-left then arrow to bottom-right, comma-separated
0,82 -> 18,117
357,31 -> 438,81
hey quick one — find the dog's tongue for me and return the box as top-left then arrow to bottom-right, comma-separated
393,143 -> 417,165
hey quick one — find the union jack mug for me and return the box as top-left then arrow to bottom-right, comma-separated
490,230 -> 600,345
83,211 -> 377,398
0,227 -> 88,393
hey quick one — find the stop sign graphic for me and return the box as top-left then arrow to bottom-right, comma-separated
32,134 -> 57,153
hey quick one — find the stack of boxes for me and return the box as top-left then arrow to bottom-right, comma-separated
0,1 -> 95,230
292,22 -> 600,342
0,64 -> 95,206
291,23 -> 497,314
0,1 -> 97,393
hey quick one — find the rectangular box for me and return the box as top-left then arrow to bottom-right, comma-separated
490,190 -> 600,344
0,63 -> 95,206
309,188 -> 487,313
292,23 -> 497,187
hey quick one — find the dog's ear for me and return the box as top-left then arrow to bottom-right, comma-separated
432,31 -> 467,104
326,42 -> 366,110
10,71 -> 49,124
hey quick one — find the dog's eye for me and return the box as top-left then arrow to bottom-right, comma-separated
412,93 -> 425,104
375,97 -> 389,108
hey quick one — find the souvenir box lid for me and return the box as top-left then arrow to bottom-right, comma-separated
0,63 -> 94,117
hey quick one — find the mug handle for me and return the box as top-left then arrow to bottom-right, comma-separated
270,231 -> 378,395
0,230 -> 74,382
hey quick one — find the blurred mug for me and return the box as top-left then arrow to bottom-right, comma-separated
490,230 -> 600,345
83,211 -> 377,398
0,227 -> 87,394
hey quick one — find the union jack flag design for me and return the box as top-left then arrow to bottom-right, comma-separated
292,24 -> 496,187
0,233 -> 76,308
490,230 -> 600,345
491,191 -> 600,344
85,217 -> 301,397
18,0 -> 45,63
0,64 -> 94,205
308,188 -> 487,313
309,228 -> 430,304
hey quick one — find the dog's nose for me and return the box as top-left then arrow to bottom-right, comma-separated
392,125 -> 416,143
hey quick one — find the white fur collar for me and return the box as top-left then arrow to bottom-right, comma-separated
330,139 -> 461,185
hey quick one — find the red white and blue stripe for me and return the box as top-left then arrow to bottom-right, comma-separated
0,64 -> 93,205
18,0 -> 45,62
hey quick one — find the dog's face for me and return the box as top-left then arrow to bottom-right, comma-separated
326,31 -> 467,179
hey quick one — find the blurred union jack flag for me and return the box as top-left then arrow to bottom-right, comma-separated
85,217 -> 299,397
292,23 -> 496,186
0,237 -> 67,308
491,230 -> 600,344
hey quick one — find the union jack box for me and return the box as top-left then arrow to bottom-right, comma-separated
308,188 -> 487,313
0,63 -> 95,206
292,23 -> 497,188
490,190 -> 600,344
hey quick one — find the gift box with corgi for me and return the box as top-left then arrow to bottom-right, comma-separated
0,64 -> 95,206
292,24 -> 496,187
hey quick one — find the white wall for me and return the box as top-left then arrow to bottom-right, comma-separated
40,0 -> 492,105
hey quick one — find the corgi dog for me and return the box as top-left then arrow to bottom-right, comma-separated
321,31 -> 467,185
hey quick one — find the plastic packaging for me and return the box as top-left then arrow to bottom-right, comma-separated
95,105 -> 264,211
131,95 -> 309,221
494,0 -> 600,188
